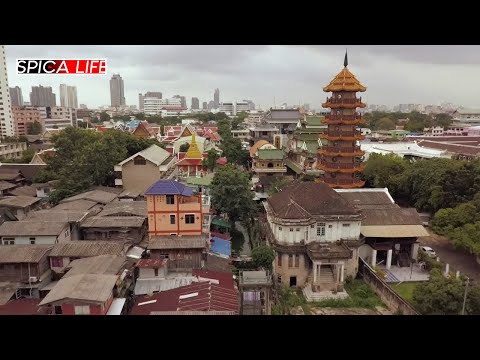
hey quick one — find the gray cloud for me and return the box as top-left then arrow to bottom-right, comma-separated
4,45 -> 480,109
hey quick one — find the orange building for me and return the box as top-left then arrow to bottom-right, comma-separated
318,51 -> 367,188
145,179 -> 204,238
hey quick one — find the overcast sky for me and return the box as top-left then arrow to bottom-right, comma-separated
5,45 -> 480,109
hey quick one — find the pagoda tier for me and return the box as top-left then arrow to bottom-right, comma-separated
317,52 -> 366,189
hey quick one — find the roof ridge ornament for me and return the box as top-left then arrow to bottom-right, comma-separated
344,49 -> 348,68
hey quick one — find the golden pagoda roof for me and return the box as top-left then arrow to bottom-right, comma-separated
185,132 -> 202,159
323,67 -> 366,93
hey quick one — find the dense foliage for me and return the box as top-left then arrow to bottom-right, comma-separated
363,111 -> 452,132
251,245 -> 275,270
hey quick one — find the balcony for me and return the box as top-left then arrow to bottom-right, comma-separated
323,178 -> 366,188
202,195 -> 211,214
260,221 -> 306,253
306,242 -> 353,260
318,146 -> 365,157
322,97 -> 366,109
320,130 -> 365,141
322,114 -> 366,125
318,161 -> 365,173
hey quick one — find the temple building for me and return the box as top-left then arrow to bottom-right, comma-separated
318,52 -> 367,188
174,132 -> 207,177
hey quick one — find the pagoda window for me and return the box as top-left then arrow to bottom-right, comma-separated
267,163 -> 274,168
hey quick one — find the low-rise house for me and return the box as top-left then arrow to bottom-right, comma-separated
80,216 -> 147,243
0,142 -> 27,161
0,221 -> 70,245
97,201 -> 147,218
0,245 -> 53,300
7,185 -> 37,197
114,145 -> 175,196
48,241 -> 127,274
38,273 -> 120,315
0,169 -> 26,185
30,148 -> 56,165
147,235 -> 207,271
131,120 -> 160,140
252,149 -> 287,176
59,189 -> 118,205
131,279 -> 239,315
52,199 -> 101,212
248,121 -> 280,145
262,182 -> 363,299
0,196 -> 42,220
32,180 -> 58,198
0,164 -> 47,184
26,209 -> 94,240
145,179 -> 210,237
0,181 -> 17,196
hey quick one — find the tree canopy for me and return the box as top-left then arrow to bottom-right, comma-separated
210,164 -> 255,223
179,143 -> 190,153
363,111 -> 452,132
27,120 -> 43,135
252,245 -> 275,270
202,149 -> 220,172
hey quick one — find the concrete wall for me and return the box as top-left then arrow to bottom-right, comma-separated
4,233 -> 66,245
122,159 -> 160,193
274,252 -> 309,287
138,267 -> 167,278
50,256 -> 71,273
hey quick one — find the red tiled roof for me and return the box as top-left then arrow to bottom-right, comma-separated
175,159 -> 204,166
418,140 -> 480,156
130,281 -> 239,315
0,298 -> 48,315
136,258 -> 167,268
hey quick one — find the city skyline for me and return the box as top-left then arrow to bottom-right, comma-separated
5,45 -> 480,109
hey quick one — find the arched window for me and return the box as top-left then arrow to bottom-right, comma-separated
268,162 -> 274,168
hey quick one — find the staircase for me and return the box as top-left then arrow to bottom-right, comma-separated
162,166 -> 176,179
303,283 -> 349,302
319,267 -> 334,283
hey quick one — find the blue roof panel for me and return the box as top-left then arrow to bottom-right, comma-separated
144,180 -> 194,196
210,237 -> 231,257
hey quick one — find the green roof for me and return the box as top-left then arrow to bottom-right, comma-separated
295,133 -> 321,141
305,116 -> 325,127
284,158 -> 303,174
305,141 -> 319,154
257,149 -> 284,160
211,217 -> 231,228
183,173 -> 214,187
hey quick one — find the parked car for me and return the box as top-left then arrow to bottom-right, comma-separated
420,246 -> 436,258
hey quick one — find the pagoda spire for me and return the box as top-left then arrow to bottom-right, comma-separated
344,49 -> 348,68
185,131 -> 202,159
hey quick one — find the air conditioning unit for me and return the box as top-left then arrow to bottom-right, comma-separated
29,276 -> 38,283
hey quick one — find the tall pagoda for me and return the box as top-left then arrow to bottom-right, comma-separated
318,51 -> 366,188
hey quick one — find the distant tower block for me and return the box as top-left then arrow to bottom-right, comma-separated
318,50 -> 367,188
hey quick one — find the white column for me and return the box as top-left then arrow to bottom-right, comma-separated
371,249 -> 377,267
411,243 -> 419,261
313,262 -> 317,283
336,265 -> 340,283
318,261 -> 321,281
386,249 -> 393,270
340,264 -> 345,283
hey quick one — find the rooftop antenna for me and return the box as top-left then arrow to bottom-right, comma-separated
274,97 -> 276,109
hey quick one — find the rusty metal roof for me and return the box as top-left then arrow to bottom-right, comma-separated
49,241 -> 126,257
80,216 -> 145,228
148,236 -> 206,250
0,245 -> 52,263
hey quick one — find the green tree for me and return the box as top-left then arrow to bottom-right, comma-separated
412,270 -> 480,314
450,222 -> 480,256
231,117 -> 243,130
210,164 -> 255,222
363,153 -> 407,188
252,245 -> 275,270
32,169 -> 58,183
217,118 -> 231,139
221,137 -> 249,166
99,111 -> 110,122
433,113 -> 453,128
179,143 -> 190,153
135,113 -> 146,120
27,120 -> 43,135
267,176 -> 292,196
202,149 -> 220,172
376,117 -> 396,130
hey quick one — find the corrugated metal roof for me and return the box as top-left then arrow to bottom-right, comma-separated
361,208 -> 423,226
26,209 -> 91,223
148,236 -> 206,250
150,310 -> 236,315
0,286 -> 17,305
134,277 -> 197,295
0,245 -> 52,263
9,186 -> 37,197
39,274 -> 118,305
64,255 -> 128,277
0,196 -> 41,208
144,180 -> 194,196
0,181 -> 17,191
360,225 -> 429,238
80,216 -> 145,228
106,298 -> 126,315
52,199 -> 99,211
49,241 -> 126,257
338,190 -> 395,206
0,221 -> 68,236
60,190 -> 118,205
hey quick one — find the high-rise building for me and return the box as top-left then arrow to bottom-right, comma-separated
214,88 -> 220,109
30,85 -> 56,107
59,84 -> 78,108
110,74 -> 125,107
243,100 -> 255,111
143,97 -> 183,115
173,95 -> 187,108
79,104 -> 88,109
9,86 -> 24,107
12,106 -> 42,137
219,102 -> 234,115
202,102 -> 208,110
0,46 -> 14,137
139,92 -> 162,111
191,97 -> 200,110
208,100 -> 214,111
318,52 -> 366,188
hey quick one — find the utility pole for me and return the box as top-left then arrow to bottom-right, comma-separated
462,277 -> 470,315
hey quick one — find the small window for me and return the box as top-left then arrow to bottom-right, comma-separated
295,255 -> 300,268
166,195 -> 175,204
185,214 -> 195,224
30,239 -> 36,244
288,254 -> 294,268
277,254 -> 282,267
296,228 -> 300,232
310,224 -> 314,228
51,257 -> 63,267
134,157 -> 147,165
342,224 -> 350,227
328,225 -> 333,228
170,215 -> 176,224
289,228 -> 293,232
154,268 -> 159,276
277,275 -> 282,284
74,305 -> 90,315
278,227 -> 282,231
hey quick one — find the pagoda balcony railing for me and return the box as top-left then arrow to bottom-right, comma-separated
322,130 -> 362,137
325,114 -> 362,121
325,97 -> 362,104
321,146 -> 363,153
319,161 -> 365,170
